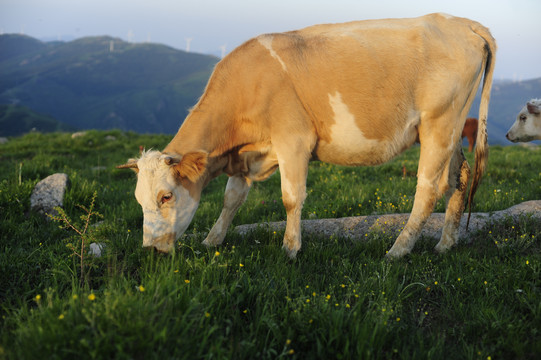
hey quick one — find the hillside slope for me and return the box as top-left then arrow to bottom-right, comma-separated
0,34 -> 218,134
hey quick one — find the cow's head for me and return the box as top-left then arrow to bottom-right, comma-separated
506,101 -> 541,142
117,150 -> 208,252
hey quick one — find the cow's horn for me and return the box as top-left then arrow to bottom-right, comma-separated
116,159 -> 138,169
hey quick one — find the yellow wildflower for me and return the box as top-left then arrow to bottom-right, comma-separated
88,293 -> 96,301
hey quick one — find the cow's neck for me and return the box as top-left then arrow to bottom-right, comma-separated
165,107 -> 230,152
163,103 -> 243,179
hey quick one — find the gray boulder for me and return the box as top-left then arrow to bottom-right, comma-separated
30,173 -> 69,218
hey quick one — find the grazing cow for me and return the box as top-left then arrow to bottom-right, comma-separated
506,99 -> 541,142
462,118 -> 478,152
118,13 -> 496,259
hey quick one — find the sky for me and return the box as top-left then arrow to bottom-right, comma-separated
1,0 -> 540,80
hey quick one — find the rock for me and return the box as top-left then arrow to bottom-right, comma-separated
89,243 -> 105,257
30,173 -> 69,218
71,131 -> 87,139
105,135 -> 116,141
235,200 -> 541,243
0,137 -> 8,144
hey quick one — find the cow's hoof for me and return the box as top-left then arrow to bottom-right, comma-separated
282,244 -> 299,259
385,245 -> 409,260
202,233 -> 223,247
434,242 -> 452,254
201,238 -> 213,247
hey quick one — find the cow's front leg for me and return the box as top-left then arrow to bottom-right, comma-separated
202,175 -> 252,247
277,153 -> 309,259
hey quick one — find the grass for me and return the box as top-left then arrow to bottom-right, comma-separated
0,130 -> 540,359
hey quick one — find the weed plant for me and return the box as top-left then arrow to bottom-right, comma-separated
0,131 -> 539,359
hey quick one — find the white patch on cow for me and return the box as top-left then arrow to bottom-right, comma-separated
447,128 -> 457,152
277,158 -> 295,202
258,35 -> 287,71
327,91 -> 382,155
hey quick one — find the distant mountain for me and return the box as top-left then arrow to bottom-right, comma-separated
1,34 -> 539,144
0,104 -> 75,136
0,34 -> 218,134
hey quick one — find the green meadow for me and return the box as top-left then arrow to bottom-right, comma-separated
1,130 -> 540,359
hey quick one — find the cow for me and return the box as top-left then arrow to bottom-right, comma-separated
506,99 -> 541,142
118,13 -> 496,259
462,117 -> 478,152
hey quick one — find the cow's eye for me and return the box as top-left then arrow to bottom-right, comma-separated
520,115 -> 527,121
161,193 -> 173,204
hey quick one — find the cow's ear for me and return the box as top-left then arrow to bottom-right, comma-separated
174,151 -> 208,183
527,102 -> 540,115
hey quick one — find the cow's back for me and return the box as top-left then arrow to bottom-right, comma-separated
251,13 -> 492,165
179,13 -> 493,166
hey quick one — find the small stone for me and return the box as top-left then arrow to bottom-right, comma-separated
30,173 -> 69,218
89,243 -> 105,257
0,137 -> 8,144
71,131 -> 87,139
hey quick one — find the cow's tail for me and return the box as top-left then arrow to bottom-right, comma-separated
467,25 -> 497,229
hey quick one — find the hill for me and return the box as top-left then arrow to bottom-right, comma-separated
0,34 -> 218,134
0,104 -> 75,136
1,34 -> 540,143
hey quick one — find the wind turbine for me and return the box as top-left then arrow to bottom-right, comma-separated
185,38 -> 193,52
220,44 -> 227,58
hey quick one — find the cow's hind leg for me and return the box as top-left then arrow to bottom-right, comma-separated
386,132 -> 457,259
202,175 -> 252,246
434,145 -> 470,253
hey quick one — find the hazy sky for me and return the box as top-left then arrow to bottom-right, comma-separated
1,0 -> 540,80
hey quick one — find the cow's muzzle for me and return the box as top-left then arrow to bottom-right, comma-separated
143,232 -> 176,253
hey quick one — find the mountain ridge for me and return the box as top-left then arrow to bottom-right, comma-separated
0,34 -> 218,134
1,34 -> 540,144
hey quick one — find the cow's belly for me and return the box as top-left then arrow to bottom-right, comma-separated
312,92 -> 419,166
314,133 -> 416,166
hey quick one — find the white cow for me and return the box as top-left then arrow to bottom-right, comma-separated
118,13 -> 496,259
506,99 -> 541,142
